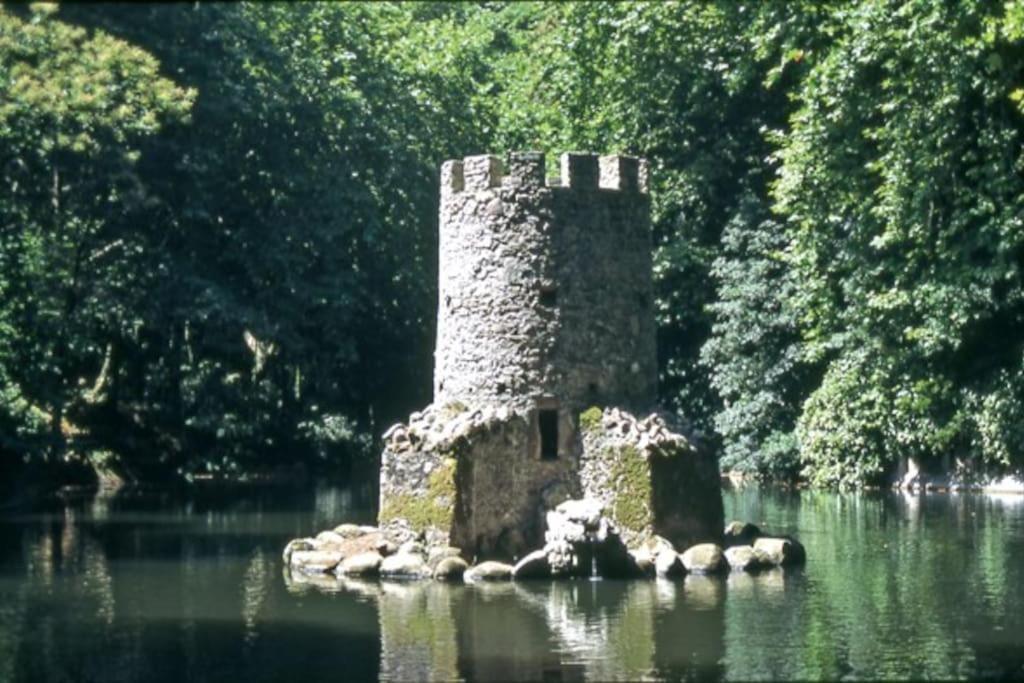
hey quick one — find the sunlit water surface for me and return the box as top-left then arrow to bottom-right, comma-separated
1,483 -> 1022,681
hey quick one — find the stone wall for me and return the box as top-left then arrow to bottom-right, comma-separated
578,407 -> 723,550
434,152 -> 656,415
379,402 -> 721,560
379,401 -> 579,558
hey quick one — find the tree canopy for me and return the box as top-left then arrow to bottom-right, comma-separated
3,1 -> 1024,488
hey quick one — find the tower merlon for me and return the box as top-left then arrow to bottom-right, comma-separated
441,159 -> 464,195
503,151 -> 546,189
463,154 -> 503,191
599,155 -> 644,192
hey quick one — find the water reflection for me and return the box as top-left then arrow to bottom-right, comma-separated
0,485 -> 1023,681
292,573 -> 731,681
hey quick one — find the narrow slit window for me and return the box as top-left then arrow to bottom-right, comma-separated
540,288 -> 558,308
539,409 -> 559,460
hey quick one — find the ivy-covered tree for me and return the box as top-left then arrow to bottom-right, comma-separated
777,0 -> 1024,485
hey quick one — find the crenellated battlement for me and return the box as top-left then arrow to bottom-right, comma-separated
441,151 -> 648,195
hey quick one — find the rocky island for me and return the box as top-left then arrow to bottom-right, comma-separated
284,152 -> 804,582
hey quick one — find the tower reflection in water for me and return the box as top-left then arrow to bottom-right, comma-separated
284,569 -> 799,682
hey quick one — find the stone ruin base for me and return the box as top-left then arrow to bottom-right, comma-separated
376,402 -> 724,561
281,402 -> 808,584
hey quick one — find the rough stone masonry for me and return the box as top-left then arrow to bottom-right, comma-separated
378,151 -> 723,560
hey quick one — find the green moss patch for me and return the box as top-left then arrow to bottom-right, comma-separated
608,444 -> 653,534
379,457 -> 457,532
579,406 -> 603,434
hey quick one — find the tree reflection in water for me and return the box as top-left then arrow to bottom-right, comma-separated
0,485 -> 1022,681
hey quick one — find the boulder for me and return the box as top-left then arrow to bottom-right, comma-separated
316,530 -> 347,548
338,551 -> 383,577
282,537 -> 316,564
426,546 -> 463,571
545,512 -> 588,547
465,561 -> 514,582
512,550 -> 551,579
629,550 -> 656,578
723,521 -> 761,548
379,552 -> 429,579
724,545 -> 771,572
555,498 -> 604,530
655,550 -> 684,578
333,523 -> 367,539
680,543 -> 726,575
754,537 -> 806,567
636,535 -> 676,559
290,549 -> 343,575
398,541 -> 425,557
545,540 -> 577,577
433,556 -> 469,581
542,498 -> 638,578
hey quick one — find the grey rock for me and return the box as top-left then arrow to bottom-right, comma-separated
290,549 -> 343,575
426,546 -> 463,571
337,551 -> 383,577
465,561 -> 514,582
282,537 -> 316,564
545,540 -> 576,577
680,543 -> 726,575
398,541 -> 425,557
655,550 -> 684,578
545,510 -> 588,546
379,553 -> 429,580
332,523 -> 365,539
512,550 -> 551,579
629,535 -> 674,573
754,537 -> 806,567
315,530 -> 346,549
433,556 -> 469,581
724,545 -> 771,572
555,498 -> 604,530
629,550 -> 656,578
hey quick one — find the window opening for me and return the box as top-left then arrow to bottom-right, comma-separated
540,288 -> 558,308
539,409 -> 559,460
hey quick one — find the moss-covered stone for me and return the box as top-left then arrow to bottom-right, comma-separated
579,406 -> 603,434
608,444 -> 653,534
380,457 -> 458,533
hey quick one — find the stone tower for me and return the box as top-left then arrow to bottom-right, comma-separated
434,152 -> 657,416
379,152 -> 722,560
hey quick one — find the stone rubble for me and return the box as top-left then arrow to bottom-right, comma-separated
283,511 -> 806,584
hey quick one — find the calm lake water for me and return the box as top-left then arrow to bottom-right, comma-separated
1,482 -> 1022,682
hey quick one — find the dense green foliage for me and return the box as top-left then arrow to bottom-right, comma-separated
3,1 -> 1024,488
